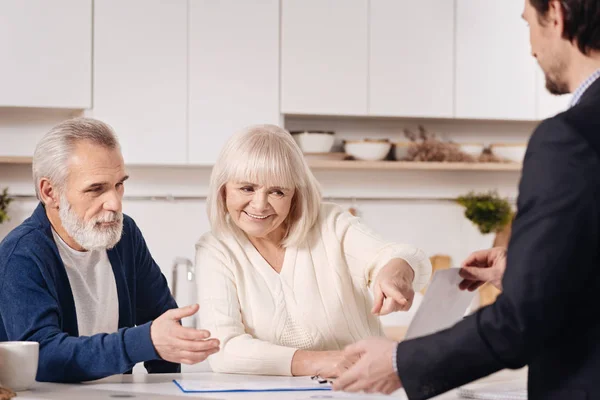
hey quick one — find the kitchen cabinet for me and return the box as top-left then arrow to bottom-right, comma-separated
0,0 -> 91,108
456,0 -> 536,120
188,0 -> 280,165
369,0 -> 454,118
535,66 -> 572,119
281,0 -> 368,116
92,0 -> 187,165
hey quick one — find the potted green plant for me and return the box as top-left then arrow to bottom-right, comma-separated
457,191 -> 514,308
0,188 -> 13,224
456,191 -> 513,235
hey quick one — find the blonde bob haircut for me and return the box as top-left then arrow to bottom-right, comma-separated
207,124 -> 322,248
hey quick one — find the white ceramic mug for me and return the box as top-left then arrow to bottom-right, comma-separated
0,341 -> 39,391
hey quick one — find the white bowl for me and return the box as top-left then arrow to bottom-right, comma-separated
459,143 -> 484,158
291,131 -> 334,153
491,143 -> 527,163
394,142 -> 412,161
345,140 -> 391,161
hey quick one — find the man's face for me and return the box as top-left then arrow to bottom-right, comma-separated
59,141 -> 128,250
523,0 -> 570,94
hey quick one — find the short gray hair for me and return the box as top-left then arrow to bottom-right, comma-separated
207,124 -> 322,248
32,117 -> 120,201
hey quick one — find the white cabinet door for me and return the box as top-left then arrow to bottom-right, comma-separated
0,0 -> 91,108
369,0 -> 454,118
535,67 -> 571,120
92,0 -> 187,165
456,0 -> 536,120
281,0 -> 368,116
188,0 -> 280,165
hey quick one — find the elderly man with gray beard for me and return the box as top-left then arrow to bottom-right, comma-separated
0,118 -> 219,383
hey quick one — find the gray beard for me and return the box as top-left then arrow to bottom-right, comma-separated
58,195 -> 123,250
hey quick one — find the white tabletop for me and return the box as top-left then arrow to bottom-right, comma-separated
13,369 -> 527,400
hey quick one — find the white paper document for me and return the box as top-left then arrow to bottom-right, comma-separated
174,374 -> 331,393
458,381 -> 527,399
405,268 -> 477,340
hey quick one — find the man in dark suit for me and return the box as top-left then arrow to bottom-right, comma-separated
333,0 -> 600,398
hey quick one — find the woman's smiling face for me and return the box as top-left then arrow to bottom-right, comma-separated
224,181 -> 295,241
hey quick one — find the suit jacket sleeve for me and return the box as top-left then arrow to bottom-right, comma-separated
395,118 -> 600,399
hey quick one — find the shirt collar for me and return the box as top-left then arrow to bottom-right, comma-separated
570,68 -> 600,108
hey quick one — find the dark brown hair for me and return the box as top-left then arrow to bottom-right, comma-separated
530,0 -> 600,54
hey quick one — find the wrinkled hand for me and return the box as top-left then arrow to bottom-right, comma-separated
150,304 -> 220,365
372,260 -> 415,315
333,337 -> 402,394
0,386 -> 16,400
459,247 -> 507,292
313,351 -> 360,379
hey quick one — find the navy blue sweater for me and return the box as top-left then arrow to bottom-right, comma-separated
0,203 -> 180,382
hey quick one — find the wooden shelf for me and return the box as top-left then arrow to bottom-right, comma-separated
307,160 -> 522,171
0,156 -> 33,164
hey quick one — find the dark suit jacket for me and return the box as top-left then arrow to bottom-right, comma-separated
396,78 -> 600,400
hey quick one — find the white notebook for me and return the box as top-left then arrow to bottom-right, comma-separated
173,374 -> 331,393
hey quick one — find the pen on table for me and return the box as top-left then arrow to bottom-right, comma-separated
311,375 -> 334,385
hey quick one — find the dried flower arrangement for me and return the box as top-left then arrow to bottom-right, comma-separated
478,147 -> 505,163
403,126 -> 475,162
402,126 -> 504,163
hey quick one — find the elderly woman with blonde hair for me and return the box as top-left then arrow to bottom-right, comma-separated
196,125 -> 431,378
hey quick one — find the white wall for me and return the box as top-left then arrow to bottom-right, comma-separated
0,108 -> 82,157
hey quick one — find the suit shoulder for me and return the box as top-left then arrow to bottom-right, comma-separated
528,114 -> 592,154
531,115 -> 575,139
522,114 -> 600,193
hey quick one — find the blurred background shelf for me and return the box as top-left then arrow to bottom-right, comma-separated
0,157 -> 523,172
0,156 -> 33,164
307,160 -> 522,171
